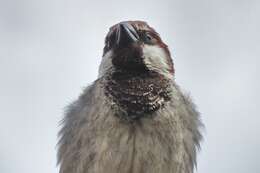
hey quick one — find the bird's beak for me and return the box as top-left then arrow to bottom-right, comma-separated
116,22 -> 139,46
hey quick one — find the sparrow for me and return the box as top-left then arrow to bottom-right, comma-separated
57,20 -> 203,173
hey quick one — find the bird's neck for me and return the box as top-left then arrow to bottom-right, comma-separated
104,70 -> 172,120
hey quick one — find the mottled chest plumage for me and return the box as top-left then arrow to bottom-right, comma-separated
104,71 -> 172,119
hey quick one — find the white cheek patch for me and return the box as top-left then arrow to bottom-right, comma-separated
142,44 -> 172,79
98,50 -> 113,77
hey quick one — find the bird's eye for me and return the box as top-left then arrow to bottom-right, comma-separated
144,33 -> 153,44
146,35 -> 152,40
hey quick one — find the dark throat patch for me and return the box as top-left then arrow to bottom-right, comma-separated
104,70 -> 172,120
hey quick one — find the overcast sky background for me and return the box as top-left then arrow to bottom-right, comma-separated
0,0 -> 259,173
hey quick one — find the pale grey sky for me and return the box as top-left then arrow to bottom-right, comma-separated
0,0 -> 259,173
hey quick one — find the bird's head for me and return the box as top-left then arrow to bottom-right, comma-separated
99,21 -> 174,79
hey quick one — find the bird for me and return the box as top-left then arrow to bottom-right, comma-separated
57,20 -> 203,173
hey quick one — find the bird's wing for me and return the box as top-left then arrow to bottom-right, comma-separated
173,83 -> 204,172
57,81 -> 98,173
